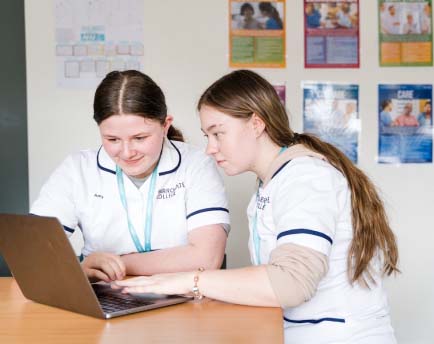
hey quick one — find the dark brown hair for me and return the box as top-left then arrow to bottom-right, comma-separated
93,70 -> 183,141
240,2 -> 255,15
259,2 -> 283,29
198,69 -> 399,285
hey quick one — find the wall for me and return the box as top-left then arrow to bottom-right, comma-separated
25,1 -> 433,342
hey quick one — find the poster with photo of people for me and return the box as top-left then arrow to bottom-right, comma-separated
379,0 -> 433,66
378,84 -> 432,163
229,0 -> 285,68
304,0 -> 359,68
303,82 -> 360,163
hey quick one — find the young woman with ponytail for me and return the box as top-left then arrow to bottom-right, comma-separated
31,70 -> 230,282
117,70 -> 399,343
259,1 -> 283,29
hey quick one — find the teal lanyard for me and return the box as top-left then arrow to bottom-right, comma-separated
116,165 -> 158,252
252,146 -> 288,265
252,184 -> 263,265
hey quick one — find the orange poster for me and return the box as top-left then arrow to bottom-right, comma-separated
229,0 -> 286,68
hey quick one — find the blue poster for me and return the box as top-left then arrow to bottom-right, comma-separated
378,84 -> 432,164
303,83 -> 360,163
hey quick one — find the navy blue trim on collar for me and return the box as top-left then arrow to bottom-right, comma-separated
96,140 -> 181,176
284,316 -> 345,324
186,207 -> 229,219
271,160 -> 292,180
63,225 -> 75,233
97,146 -> 116,175
159,140 -> 181,176
277,228 -> 333,245
29,213 -> 75,234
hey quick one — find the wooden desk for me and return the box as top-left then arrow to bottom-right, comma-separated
0,278 -> 283,343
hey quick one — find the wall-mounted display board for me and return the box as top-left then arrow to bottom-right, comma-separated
378,84 -> 432,163
303,82 -> 360,163
55,0 -> 145,88
379,0 -> 432,66
304,0 -> 359,68
229,0 -> 285,68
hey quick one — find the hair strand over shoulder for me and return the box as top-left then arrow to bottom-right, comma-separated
198,69 -> 399,285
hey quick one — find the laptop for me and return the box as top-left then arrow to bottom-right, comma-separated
0,214 -> 191,319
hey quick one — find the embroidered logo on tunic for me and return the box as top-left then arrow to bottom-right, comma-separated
256,195 -> 270,210
157,182 -> 185,199
94,193 -> 104,199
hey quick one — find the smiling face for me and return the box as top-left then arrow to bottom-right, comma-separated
99,114 -> 172,178
199,105 -> 258,176
244,7 -> 254,19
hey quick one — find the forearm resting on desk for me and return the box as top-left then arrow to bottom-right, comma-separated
117,243 -> 328,309
116,266 -> 280,307
121,225 -> 227,275
201,243 -> 328,308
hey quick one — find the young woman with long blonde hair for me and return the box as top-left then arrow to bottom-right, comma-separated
117,70 -> 399,344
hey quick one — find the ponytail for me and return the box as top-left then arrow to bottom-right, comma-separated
198,69 -> 399,285
167,125 -> 184,142
292,133 -> 399,284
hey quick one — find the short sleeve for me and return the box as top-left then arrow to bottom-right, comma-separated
272,159 -> 346,257
30,155 -> 79,235
184,155 -> 230,232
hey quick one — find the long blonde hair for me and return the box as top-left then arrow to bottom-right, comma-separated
198,70 -> 399,284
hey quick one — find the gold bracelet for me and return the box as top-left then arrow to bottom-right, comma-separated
192,267 -> 205,300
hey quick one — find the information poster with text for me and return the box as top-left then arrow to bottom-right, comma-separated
304,0 -> 359,68
378,84 -> 432,163
379,0 -> 433,66
303,83 -> 360,163
55,0 -> 144,88
230,0 -> 286,68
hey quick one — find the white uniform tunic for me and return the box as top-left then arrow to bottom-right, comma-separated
31,139 -> 230,256
247,157 -> 396,344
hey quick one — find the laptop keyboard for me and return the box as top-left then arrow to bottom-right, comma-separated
98,293 -> 154,313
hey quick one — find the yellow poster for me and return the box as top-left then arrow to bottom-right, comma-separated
379,0 -> 433,66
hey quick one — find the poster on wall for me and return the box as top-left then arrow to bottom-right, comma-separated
379,0 -> 433,66
378,84 -> 432,163
303,82 -> 360,163
304,0 -> 359,68
273,84 -> 286,105
229,0 -> 286,68
54,0 -> 144,88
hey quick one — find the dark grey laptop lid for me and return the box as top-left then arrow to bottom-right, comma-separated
0,214 -> 104,318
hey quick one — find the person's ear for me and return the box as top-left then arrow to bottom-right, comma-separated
163,115 -> 174,135
251,113 -> 266,138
